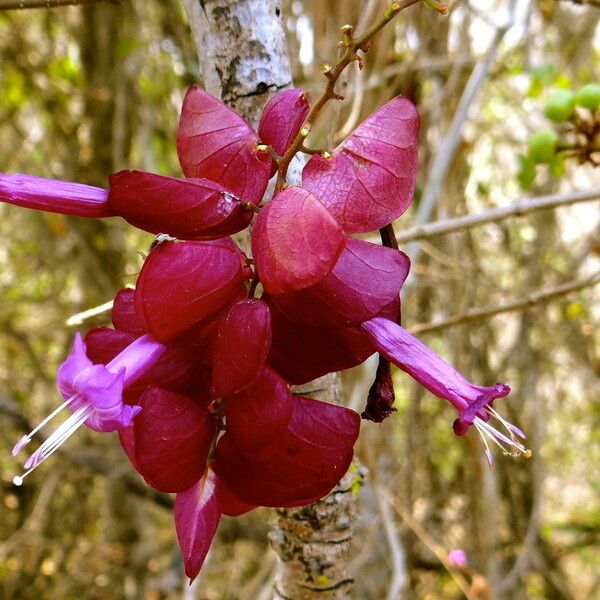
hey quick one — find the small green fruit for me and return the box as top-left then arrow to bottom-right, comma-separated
517,155 -> 536,190
548,154 -> 565,177
528,129 -> 558,164
543,89 -> 575,122
576,83 -> 600,110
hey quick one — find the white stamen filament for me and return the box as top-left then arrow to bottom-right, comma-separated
473,412 -> 532,469
13,404 -> 93,486
486,406 -> 526,439
12,396 -> 76,456
26,405 -> 92,465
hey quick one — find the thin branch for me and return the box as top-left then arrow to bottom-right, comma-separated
334,0 -> 380,141
0,0 -> 119,8
403,0 -> 516,289
395,188 -> 600,244
275,0 -> 422,190
377,485 -> 476,600
374,486 -> 407,600
559,0 -> 600,7
411,271 -> 600,334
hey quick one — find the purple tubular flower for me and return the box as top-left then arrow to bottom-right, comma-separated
361,317 -> 530,465
0,173 -> 112,218
12,333 -> 166,485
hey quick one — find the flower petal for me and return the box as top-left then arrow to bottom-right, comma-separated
265,295 -> 378,384
117,426 -> 141,471
302,96 -> 419,232
177,85 -> 271,203
84,327 -> 211,396
57,332 -> 94,399
214,473 -> 256,517
361,317 -> 511,432
73,364 -> 129,431
0,173 -> 112,218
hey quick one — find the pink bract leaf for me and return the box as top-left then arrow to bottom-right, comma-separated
175,470 -> 221,582
302,96 -> 419,232
117,426 -> 141,472
258,89 -> 310,176
214,473 -> 256,517
134,241 -> 249,343
177,85 -> 271,203
251,186 -> 345,294
133,387 -> 216,493
215,395 -> 360,507
170,287 -> 247,363
269,237 -> 409,328
212,299 -> 272,397
84,327 -> 211,396
265,295 -> 375,384
224,366 -> 292,453
112,288 -> 145,335
108,170 -> 252,239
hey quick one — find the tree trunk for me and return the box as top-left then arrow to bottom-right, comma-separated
181,1 -> 360,597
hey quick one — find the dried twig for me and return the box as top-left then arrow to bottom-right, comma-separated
373,485 -> 407,600
275,0 -> 422,190
396,188 -> 600,244
0,0 -> 119,8
411,271 -> 600,334
559,0 -> 600,7
403,0 -> 517,290
377,485 -> 476,600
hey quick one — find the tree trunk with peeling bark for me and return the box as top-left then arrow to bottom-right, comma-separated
181,1 -> 361,597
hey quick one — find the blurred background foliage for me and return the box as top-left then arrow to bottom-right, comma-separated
0,0 -> 599,598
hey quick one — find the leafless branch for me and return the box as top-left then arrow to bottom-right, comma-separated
374,485 -> 407,600
559,0 -> 600,7
0,0 -> 119,8
377,485 -> 477,600
404,0 -> 517,277
396,188 -> 600,243
411,271 -> 600,334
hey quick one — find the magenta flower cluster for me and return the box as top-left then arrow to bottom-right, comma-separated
2,86 -> 527,580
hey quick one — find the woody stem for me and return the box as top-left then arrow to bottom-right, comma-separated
274,0 -> 423,191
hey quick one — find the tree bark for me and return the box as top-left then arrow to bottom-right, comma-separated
183,0 -> 291,125
182,2 -> 360,597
